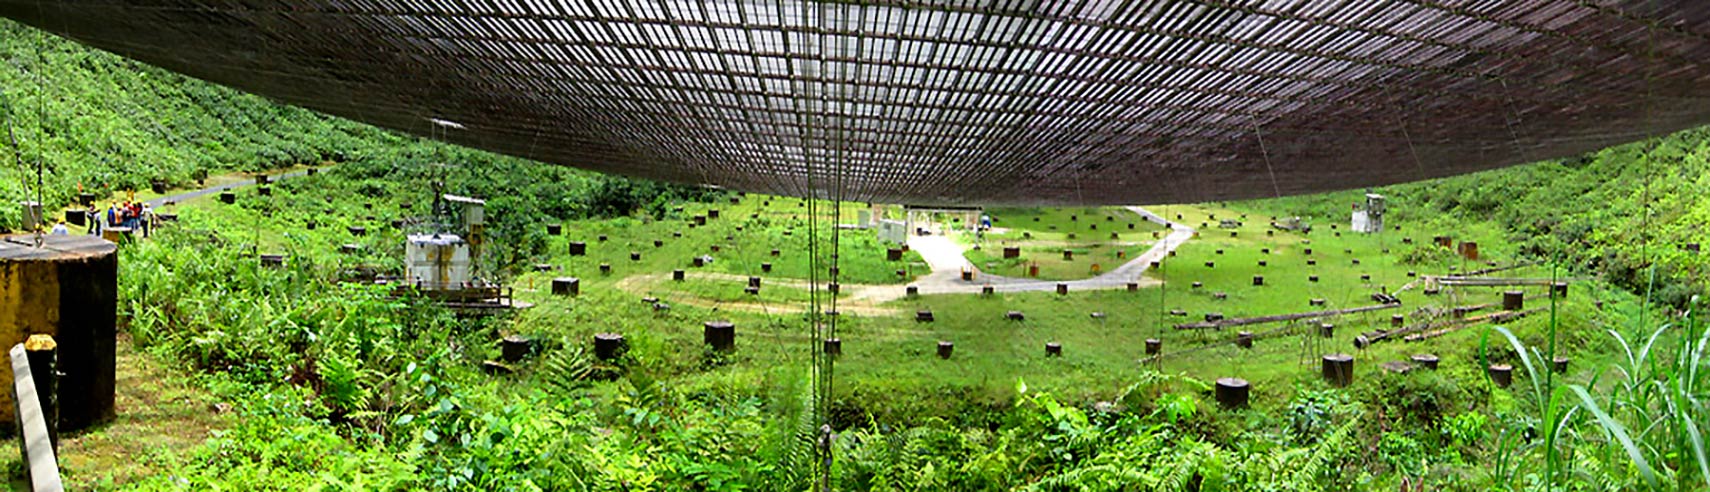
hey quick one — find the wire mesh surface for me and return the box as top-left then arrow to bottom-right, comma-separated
5,1 -> 1710,206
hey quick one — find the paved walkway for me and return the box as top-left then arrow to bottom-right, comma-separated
861,206 -> 1193,299
618,206 -> 1197,309
144,168 -> 316,208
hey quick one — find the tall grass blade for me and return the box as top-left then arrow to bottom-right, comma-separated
1493,326 -> 1542,400
1568,384 -> 1657,488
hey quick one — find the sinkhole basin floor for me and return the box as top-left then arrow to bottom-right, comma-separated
169,178 -> 1626,422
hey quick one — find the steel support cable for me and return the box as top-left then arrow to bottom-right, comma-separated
813,1 -> 838,487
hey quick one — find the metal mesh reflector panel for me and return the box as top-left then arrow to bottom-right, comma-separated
6,1 -> 1710,205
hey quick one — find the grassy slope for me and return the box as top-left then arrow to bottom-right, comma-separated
0,19 -> 416,228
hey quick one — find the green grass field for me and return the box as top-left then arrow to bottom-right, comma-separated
157,171 -> 1616,426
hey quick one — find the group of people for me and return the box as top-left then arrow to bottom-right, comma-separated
91,201 -> 153,237
52,200 -> 153,238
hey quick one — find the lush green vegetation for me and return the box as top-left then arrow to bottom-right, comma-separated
3,18 -> 1708,492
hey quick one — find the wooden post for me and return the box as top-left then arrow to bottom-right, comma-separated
936,341 -> 954,359
1145,338 -> 1161,355
1044,342 -> 1062,357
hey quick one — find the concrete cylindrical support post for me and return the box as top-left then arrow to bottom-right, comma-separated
916,310 -> 934,322
593,333 -> 626,361
888,248 -> 904,261
1056,283 -> 1068,295
1318,323 -> 1334,338
1236,331 -> 1254,348
219,191 -> 236,204
823,338 -> 842,357
906,285 -> 919,297
1552,356 -> 1570,374
1391,314 -> 1405,328
551,277 -> 580,296
1145,338 -> 1161,355
545,224 -> 562,235
1044,342 -> 1062,357
1488,364 -> 1513,388
1062,250 -> 1073,261
348,226 -> 366,236
630,252 -> 642,262
501,335 -> 533,362
1503,291 -> 1524,311
1127,282 -> 1139,292
1252,275 -> 1264,286
703,321 -> 735,352
1006,310 -> 1025,321
568,241 -> 586,256
0,235 -> 117,431
260,254 -> 285,269
1215,378 -> 1249,409
672,270 -> 685,281
1411,354 -> 1439,370
1321,353 -> 1354,387
1002,247 -> 1020,259
936,341 -> 954,359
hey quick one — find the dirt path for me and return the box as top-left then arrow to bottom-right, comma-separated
610,206 -> 1196,314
